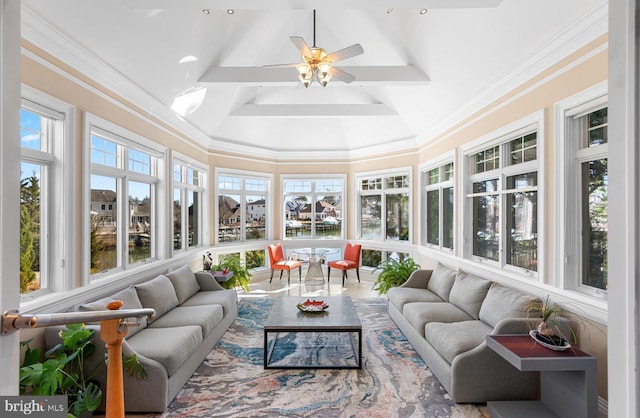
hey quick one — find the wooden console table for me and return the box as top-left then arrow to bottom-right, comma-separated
486,334 -> 597,418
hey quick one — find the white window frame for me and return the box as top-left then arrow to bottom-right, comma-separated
355,167 -> 413,243
19,86 -> 76,302
214,167 -> 272,245
460,110 -> 545,281
172,152 -> 208,254
281,174 -> 346,241
83,112 -> 167,282
555,81 -> 608,299
419,151 -> 455,253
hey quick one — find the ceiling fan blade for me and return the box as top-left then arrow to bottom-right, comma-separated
326,44 -> 364,62
262,63 -> 298,68
330,66 -> 356,84
290,36 -> 312,57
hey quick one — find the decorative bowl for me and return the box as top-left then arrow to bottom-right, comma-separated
296,299 -> 329,313
529,330 -> 571,351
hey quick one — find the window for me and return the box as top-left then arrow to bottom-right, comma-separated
174,160 -> 206,251
282,176 -> 344,239
463,113 -> 543,274
421,160 -> 454,251
19,90 -> 74,299
216,171 -> 270,243
357,170 -> 411,241
86,114 -> 164,278
556,87 -> 608,296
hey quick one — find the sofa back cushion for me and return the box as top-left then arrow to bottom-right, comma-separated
479,283 -> 540,328
426,263 -> 457,302
166,265 -> 201,304
79,286 -> 147,338
448,272 -> 492,319
135,274 -> 179,320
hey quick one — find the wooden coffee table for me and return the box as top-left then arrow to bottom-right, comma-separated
263,296 -> 362,369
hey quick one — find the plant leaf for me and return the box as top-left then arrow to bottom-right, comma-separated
123,354 -> 147,380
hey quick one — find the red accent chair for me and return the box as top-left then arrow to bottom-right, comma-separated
327,243 -> 362,287
267,243 -> 303,284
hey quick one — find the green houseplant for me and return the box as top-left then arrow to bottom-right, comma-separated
210,254 -> 252,291
373,257 -> 421,295
526,295 -> 577,346
20,323 -> 146,418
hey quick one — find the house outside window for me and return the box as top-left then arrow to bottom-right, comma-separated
555,85 -> 608,296
216,170 -> 270,243
174,159 -> 206,251
19,88 -> 75,300
462,112 -> 544,275
421,158 -> 454,252
86,114 -> 165,278
357,169 -> 411,242
282,176 -> 344,240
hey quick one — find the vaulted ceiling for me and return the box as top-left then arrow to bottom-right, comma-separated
21,0 -> 607,159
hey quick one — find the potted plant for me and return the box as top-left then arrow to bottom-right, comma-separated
373,256 -> 421,295
526,295 -> 576,346
20,323 -> 146,418
210,254 -> 252,291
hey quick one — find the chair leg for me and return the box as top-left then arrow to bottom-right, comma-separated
269,269 -> 275,283
356,268 -> 360,282
298,266 -> 302,281
327,267 -> 331,283
342,270 -> 347,287
280,270 -> 284,280
287,269 -> 291,285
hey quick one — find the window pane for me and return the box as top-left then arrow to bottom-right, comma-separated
510,133 -> 537,166
426,190 -> 439,245
20,109 -> 43,151
91,135 -> 118,167
386,175 -> 409,189
443,187 -> 454,249
506,173 -> 537,271
285,195 -> 311,239
187,168 -> 199,186
284,180 -> 312,193
20,163 -> 42,293
427,168 -> 439,185
443,163 -> 454,181
360,195 -> 382,239
386,193 -> 409,241
472,180 -> 499,261
173,188 -> 182,250
246,249 -> 265,269
246,195 -> 266,240
90,175 -> 118,273
361,178 -> 382,191
315,180 -> 342,193
219,194 -> 241,242
173,163 -> 182,182
582,159 -> 608,290
246,178 -> 267,192
128,181 -> 151,263
474,146 -> 500,173
128,149 -> 151,175
315,195 -> 341,238
361,249 -> 382,268
218,175 -> 241,190
188,190 -> 199,247
587,108 -> 608,147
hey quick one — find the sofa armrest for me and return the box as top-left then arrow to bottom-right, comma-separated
195,272 -> 225,291
491,318 -> 534,335
400,269 -> 433,289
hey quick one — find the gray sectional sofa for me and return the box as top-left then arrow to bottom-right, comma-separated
388,263 -> 547,403
45,265 -> 238,412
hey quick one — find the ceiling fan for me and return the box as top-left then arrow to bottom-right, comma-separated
265,10 -> 364,87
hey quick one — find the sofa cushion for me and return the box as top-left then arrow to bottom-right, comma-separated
426,263 -> 457,302
135,275 -> 179,320
180,289 -> 238,316
479,283 -> 540,328
166,265 -> 201,305
448,272 -> 492,319
403,302 -> 473,337
79,286 -> 148,338
425,320 -> 493,364
127,326 -> 202,377
147,305 -> 223,337
388,287 -> 444,313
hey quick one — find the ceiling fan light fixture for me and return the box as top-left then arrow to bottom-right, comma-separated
318,71 -> 332,87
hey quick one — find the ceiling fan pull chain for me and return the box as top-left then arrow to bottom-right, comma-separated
313,9 -> 317,48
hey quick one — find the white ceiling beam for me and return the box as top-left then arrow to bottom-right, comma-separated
123,0 -> 502,10
230,104 -> 398,118
199,66 -> 430,86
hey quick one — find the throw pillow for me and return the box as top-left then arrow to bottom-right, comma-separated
166,265 -> 201,305
78,286 -> 148,337
135,274 -> 179,320
426,263 -> 457,302
448,272 -> 492,319
479,283 -> 540,328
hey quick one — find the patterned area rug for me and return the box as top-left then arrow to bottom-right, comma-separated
149,298 -> 484,418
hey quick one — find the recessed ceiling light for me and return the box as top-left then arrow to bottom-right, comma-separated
202,9 -> 210,14
386,8 -> 394,14
420,9 -> 428,15
226,9 -> 235,15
